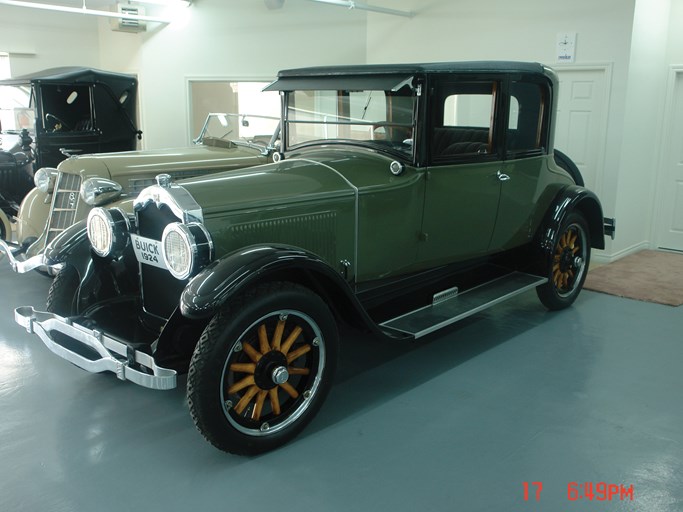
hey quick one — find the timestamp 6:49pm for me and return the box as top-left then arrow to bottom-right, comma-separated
523,481 -> 634,501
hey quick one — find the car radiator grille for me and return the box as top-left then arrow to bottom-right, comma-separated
136,202 -> 186,319
46,173 -> 82,246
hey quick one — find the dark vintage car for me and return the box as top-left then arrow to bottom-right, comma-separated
0,67 -> 140,241
14,62 -> 615,455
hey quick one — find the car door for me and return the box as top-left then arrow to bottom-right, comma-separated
418,79 -> 503,267
489,78 -> 554,251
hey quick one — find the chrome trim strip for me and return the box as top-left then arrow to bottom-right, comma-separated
14,306 -> 176,390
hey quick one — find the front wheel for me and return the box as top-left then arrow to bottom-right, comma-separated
46,264 -> 79,315
187,282 -> 338,455
536,212 -> 591,310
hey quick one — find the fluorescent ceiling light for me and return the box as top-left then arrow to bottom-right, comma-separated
307,0 -> 413,18
0,0 -> 175,23
129,0 -> 191,6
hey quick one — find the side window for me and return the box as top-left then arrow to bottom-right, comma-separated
431,82 -> 497,162
507,81 -> 548,155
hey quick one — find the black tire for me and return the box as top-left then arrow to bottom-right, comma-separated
536,211 -> 591,310
554,149 -> 584,187
46,264 -> 79,316
187,282 -> 339,455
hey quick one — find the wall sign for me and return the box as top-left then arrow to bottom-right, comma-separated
557,32 -> 577,63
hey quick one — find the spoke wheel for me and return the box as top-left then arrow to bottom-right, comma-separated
187,282 -> 338,455
537,212 -> 590,310
221,310 -> 324,436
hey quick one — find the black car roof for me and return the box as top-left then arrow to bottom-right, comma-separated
265,61 -> 554,92
275,61 -> 545,77
0,67 -> 137,86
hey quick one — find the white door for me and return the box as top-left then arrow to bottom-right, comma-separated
554,68 -> 609,195
657,71 -> 683,252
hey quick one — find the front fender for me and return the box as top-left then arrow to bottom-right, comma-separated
179,244 -> 403,339
0,209 -> 10,241
180,244 -> 349,319
16,187 -> 51,246
541,185 -> 606,254
43,219 -> 92,275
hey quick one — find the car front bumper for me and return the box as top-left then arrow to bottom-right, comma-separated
14,306 -> 177,390
0,239 -> 52,273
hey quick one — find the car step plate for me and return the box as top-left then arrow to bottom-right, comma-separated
380,271 -> 547,339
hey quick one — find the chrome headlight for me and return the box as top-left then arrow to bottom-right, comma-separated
161,222 -> 213,280
87,207 -> 130,257
81,178 -> 123,206
34,167 -> 58,193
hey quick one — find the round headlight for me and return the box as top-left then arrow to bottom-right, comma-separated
87,207 -> 130,257
161,222 -> 213,280
81,178 -> 123,206
34,167 -> 58,193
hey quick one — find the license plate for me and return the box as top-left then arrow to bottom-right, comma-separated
130,234 -> 167,270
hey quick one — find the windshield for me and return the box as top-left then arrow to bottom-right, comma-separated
285,85 -> 416,158
0,85 -> 34,133
196,112 -> 280,151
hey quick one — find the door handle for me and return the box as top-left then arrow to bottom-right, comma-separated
497,170 -> 511,182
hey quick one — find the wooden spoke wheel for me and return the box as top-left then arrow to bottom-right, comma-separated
537,212 -> 590,310
221,310 -> 325,436
187,282 -> 338,455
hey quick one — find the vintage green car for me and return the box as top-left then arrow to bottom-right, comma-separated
14,62 -> 615,455
0,113 -> 279,272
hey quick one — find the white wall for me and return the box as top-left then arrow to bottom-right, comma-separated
132,0 -> 368,149
0,5 -> 101,76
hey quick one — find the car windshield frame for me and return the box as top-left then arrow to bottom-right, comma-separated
194,112 -> 281,154
282,85 -> 419,162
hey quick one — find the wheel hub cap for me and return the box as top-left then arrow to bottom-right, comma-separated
271,366 -> 289,385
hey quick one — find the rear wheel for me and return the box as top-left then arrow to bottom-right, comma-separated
187,282 -> 338,455
536,212 -> 590,310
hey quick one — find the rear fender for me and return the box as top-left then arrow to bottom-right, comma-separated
540,185 -> 606,255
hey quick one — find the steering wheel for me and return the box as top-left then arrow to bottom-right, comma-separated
45,113 -> 71,131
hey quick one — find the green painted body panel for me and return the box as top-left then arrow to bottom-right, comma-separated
176,146 -> 577,285
492,155 -> 573,250
420,160 -> 501,267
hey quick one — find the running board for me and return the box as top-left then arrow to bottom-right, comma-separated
380,271 -> 547,339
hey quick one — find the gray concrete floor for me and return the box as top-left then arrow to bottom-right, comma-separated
0,263 -> 682,512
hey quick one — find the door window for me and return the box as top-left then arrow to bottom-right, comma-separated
431,82 -> 498,163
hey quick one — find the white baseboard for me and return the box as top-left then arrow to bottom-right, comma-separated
592,241 -> 650,264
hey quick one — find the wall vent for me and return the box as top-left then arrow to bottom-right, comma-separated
111,3 -> 147,32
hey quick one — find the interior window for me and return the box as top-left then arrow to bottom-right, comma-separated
507,81 -> 547,154
432,82 -> 496,161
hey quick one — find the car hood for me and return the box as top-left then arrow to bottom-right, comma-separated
56,144 -> 265,182
179,157 -> 357,216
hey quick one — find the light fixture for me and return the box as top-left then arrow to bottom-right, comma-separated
306,0 -> 413,18
129,0 -> 192,6
0,0 -> 177,23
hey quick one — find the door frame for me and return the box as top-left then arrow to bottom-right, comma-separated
553,63 -> 612,198
653,65 -> 683,252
